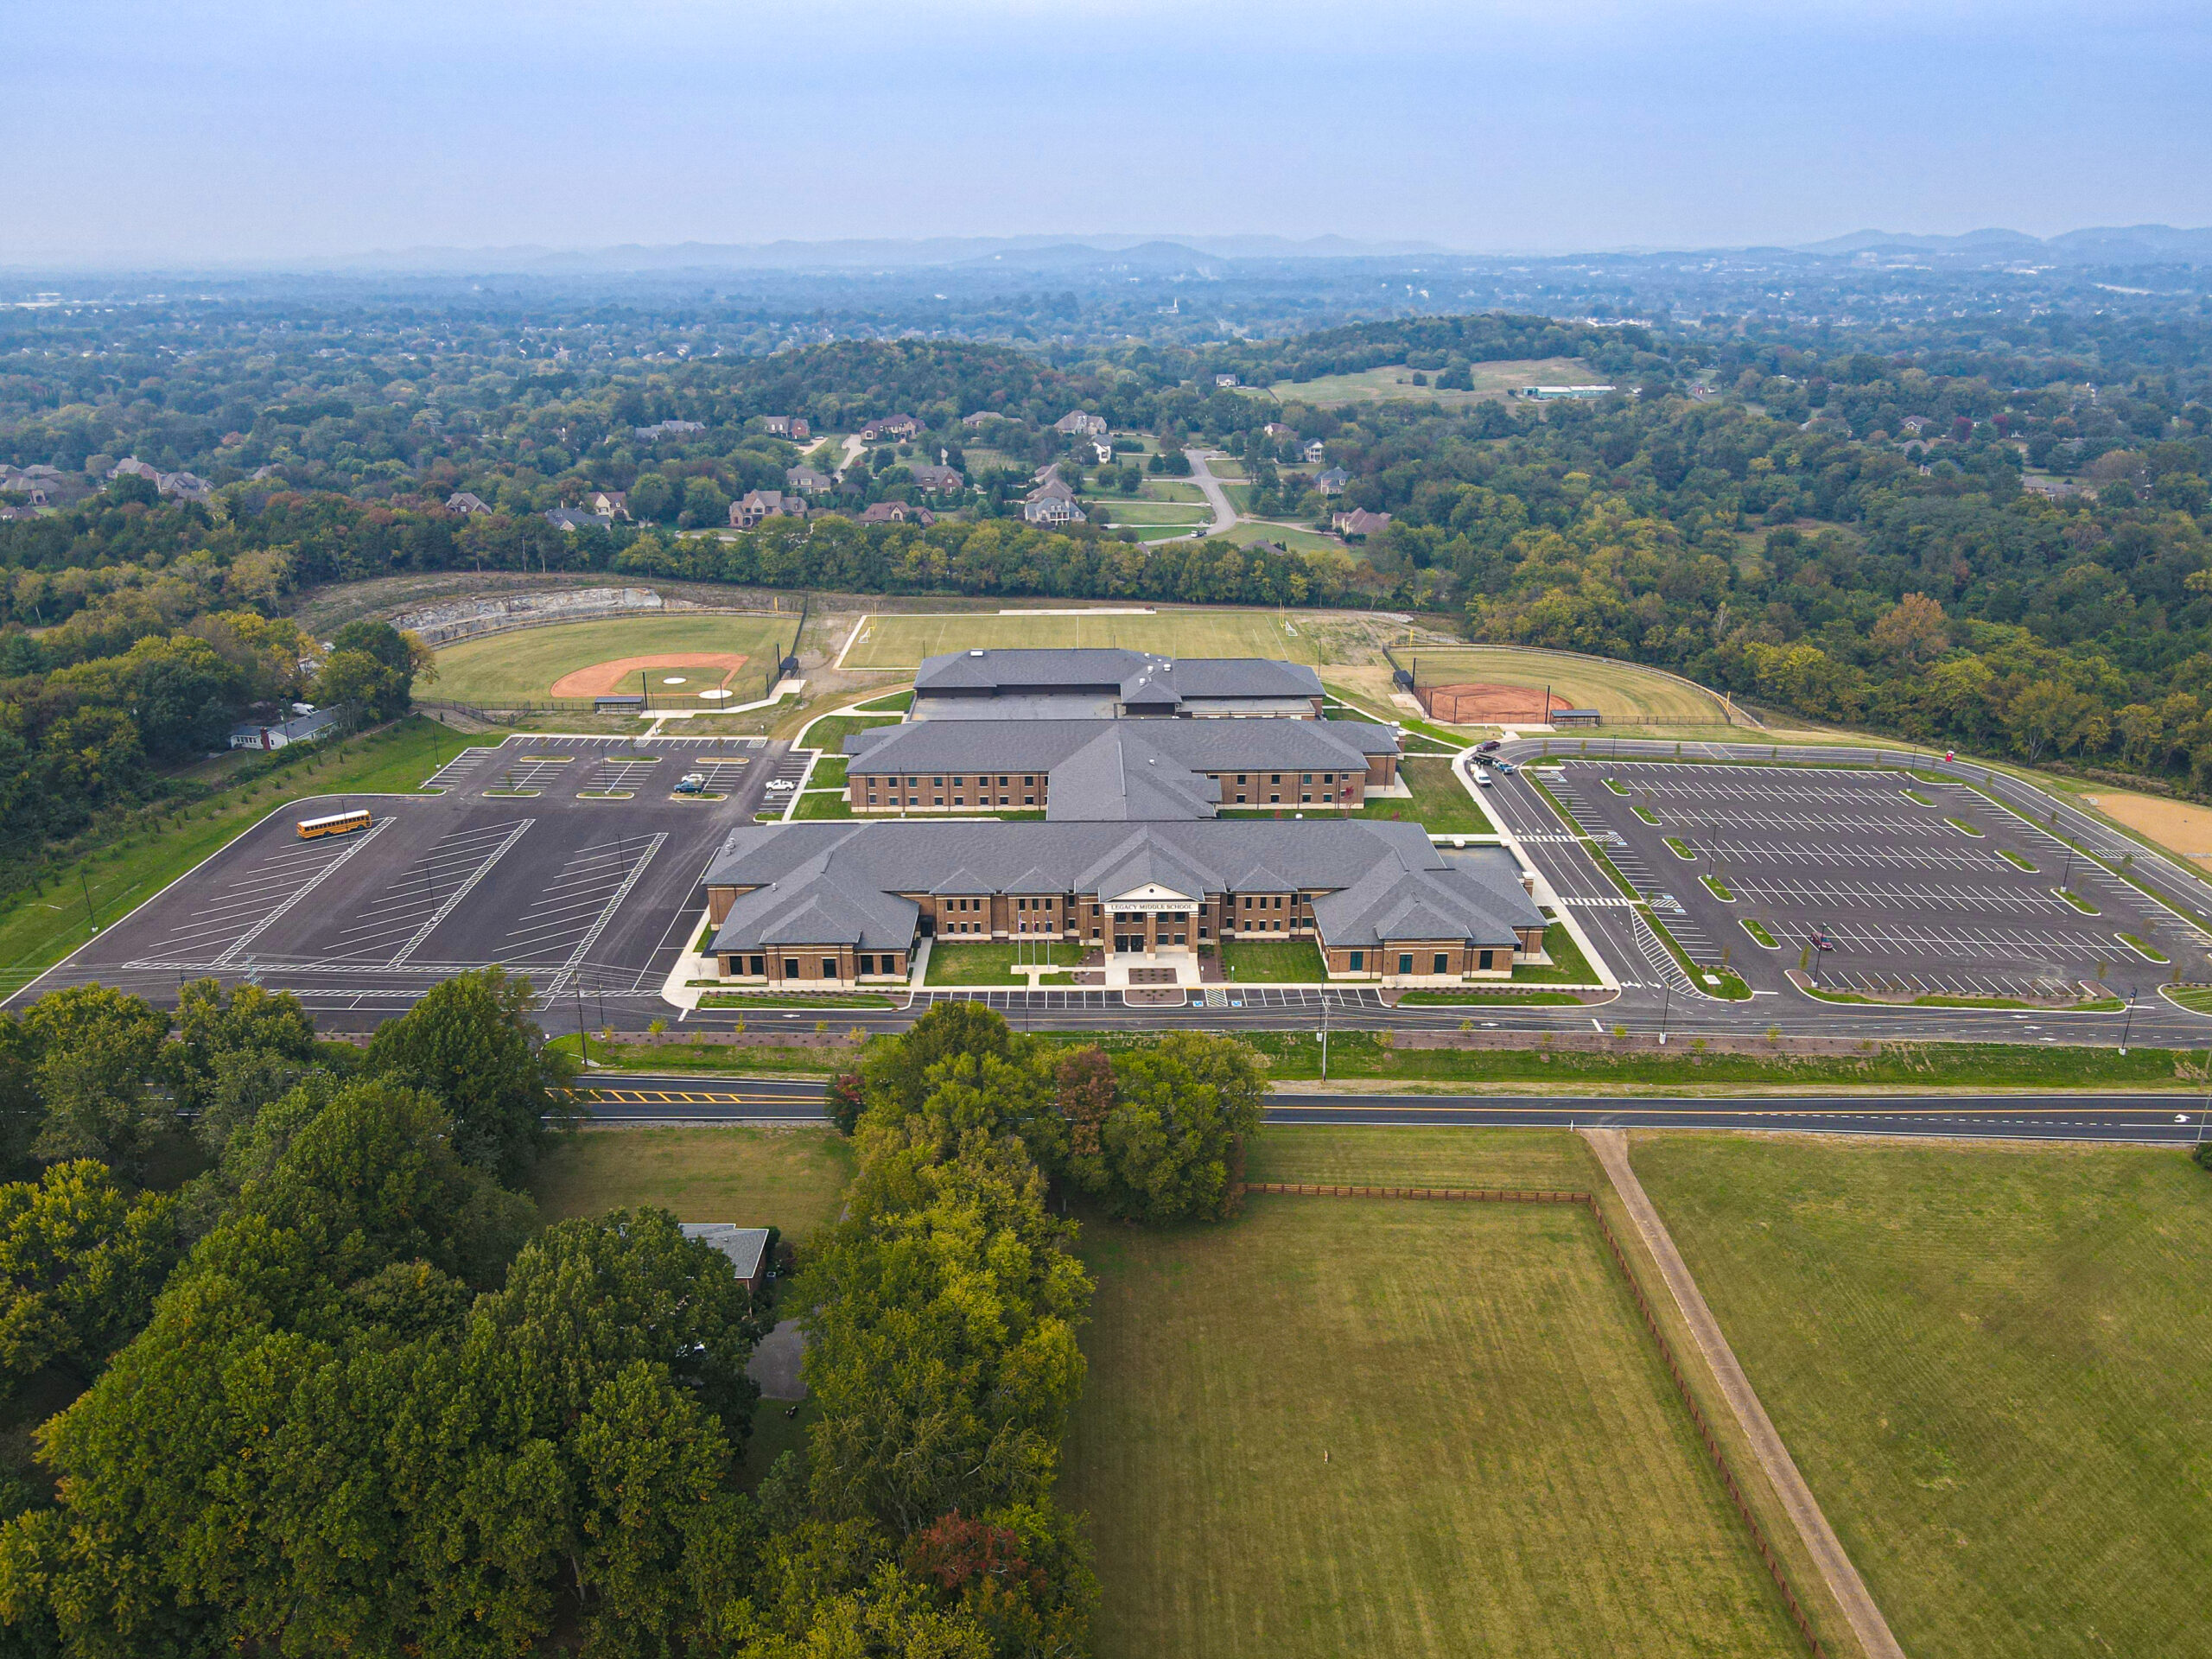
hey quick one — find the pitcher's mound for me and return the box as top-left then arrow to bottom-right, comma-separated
551,652 -> 749,697
1419,682 -> 1572,724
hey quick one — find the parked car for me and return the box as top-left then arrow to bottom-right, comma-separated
1473,765 -> 1493,787
765,779 -> 797,791
1477,738 -> 1503,753
1495,760 -> 1518,775
675,772 -> 708,794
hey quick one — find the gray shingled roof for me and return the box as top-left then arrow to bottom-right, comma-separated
704,820 -> 1539,954
1045,728 -> 1219,821
913,649 -> 1324,705
844,716 -> 1395,776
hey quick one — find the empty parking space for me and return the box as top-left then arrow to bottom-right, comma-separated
1546,760 -> 2201,999
580,753 -> 661,797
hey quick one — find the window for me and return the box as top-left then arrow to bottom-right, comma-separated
934,798 -> 944,806
1242,896 -> 1252,909
1478,950 -> 1494,970
932,777 -> 943,786
859,954 -> 874,975
1433,952 -> 1450,975
1269,793 -> 1280,804
1236,794 -> 1246,804
907,777 -> 918,786
1397,953 -> 1414,976
999,775 -> 1009,785
1323,772 -> 1334,784
1023,775 -> 1034,785
1024,795 -> 1035,805
823,958 -> 837,978
1302,772 -> 1312,784
784,958 -> 800,978
1270,773 -> 1281,784
1300,793 -> 1311,804
748,955 -> 764,976
1198,926 -> 1209,939
1236,773 -> 1247,785
953,777 -> 964,786
867,794 -> 877,804
1274,896 -> 1283,909
1348,950 -> 1363,971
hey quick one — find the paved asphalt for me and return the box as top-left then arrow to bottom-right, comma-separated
572,1073 -> 2212,1145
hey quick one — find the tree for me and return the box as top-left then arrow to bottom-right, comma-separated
23,985 -> 169,1176
1869,592 -> 1949,671
856,1001 -> 1020,1123
1097,1033 -> 1264,1222
318,619 -> 429,721
1054,1046 -> 1116,1196
364,966 -> 579,1182
0,1161 -> 177,1394
168,978 -> 319,1151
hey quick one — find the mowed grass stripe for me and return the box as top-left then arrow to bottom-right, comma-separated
1065,1193 -> 1803,1659
1633,1135 -> 2212,1659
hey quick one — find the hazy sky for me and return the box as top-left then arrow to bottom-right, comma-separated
6,0 -> 2209,263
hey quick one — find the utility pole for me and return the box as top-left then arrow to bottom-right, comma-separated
1319,992 -> 1330,1082
1660,978 -> 1670,1043
575,980 -> 590,1070
79,870 -> 98,933
2119,990 -> 2135,1054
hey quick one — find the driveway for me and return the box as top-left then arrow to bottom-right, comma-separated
1181,448 -> 1239,537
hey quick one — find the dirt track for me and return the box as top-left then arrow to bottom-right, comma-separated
2083,789 -> 2212,871
550,652 -> 749,697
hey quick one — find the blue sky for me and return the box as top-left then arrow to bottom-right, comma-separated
5,0 -> 2208,262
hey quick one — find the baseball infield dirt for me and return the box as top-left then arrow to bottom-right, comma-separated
550,652 -> 750,697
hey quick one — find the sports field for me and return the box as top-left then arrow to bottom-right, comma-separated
1262,357 -> 1599,409
1063,1133 -> 1807,1659
1404,645 -> 1730,726
433,613 -> 798,703
840,607 -> 1375,669
1634,1134 -> 2212,1659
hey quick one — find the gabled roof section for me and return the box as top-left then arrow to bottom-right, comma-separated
1046,728 -> 1217,821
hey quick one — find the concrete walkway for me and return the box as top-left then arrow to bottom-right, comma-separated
1582,1128 -> 1904,1659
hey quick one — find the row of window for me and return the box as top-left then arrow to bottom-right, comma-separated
734,952 -> 902,978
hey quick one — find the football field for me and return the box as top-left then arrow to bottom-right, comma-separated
838,607 -> 1380,669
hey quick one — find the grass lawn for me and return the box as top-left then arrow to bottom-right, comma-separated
841,607 -> 1334,670
1062,1177 -> 1805,1658
1407,645 -> 1730,728
791,790 -> 854,819
1224,522 -> 1347,555
924,938 -> 1084,983
1086,500 -> 1211,526
1515,920 -> 1599,983
0,718 -> 485,998
2162,983 -> 2212,1013
1635,1135 -> 2212,1659
529,1126 -> 855,1242
432,613 -> 795,704
1218,938 -> 1326,982
798,709 -> 904,755
1260,356 -> 1599,409
1355,758 -> 1493,834
550,1037 -> 850,1074
806,755 -> 847,789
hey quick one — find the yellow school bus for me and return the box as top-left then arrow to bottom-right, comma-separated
296,809 -> 372,840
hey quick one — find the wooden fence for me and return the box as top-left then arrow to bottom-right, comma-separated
1238,1180 -> 1827,1657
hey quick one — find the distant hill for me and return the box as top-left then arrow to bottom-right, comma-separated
1797,225 -> 2212,264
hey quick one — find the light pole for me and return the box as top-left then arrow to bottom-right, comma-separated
574,980 -> 590,1070
1319,991 -> 1330,1082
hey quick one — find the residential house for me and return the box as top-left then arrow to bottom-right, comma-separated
785,466 -> 834,494
445,491 -> 493,515
858,501 -> 936,526
634,419 -> 706,440
1262,422 -> 1294,439
227,706 -> 340,752
544,507 -> 613,531
108,457 -> 161,482
1091,439 -> 1113,463
1214,372 -> 1239,387
678,1224 -> 772,1295
1331,508 -> 1391,539
587,490 -> 629,519
1052,410 -> 1108,437
1316,467 -> 1351,496
908,463 -> 963,493
731,490 -> 804,530
761,415 -> 810,439
0,505 -> 38,523
858,415 -> 919,442
1022,476 -> 1086,526
156,471 -> 211,503
961,410 -> 1004,427
1303,440 -> 1326,464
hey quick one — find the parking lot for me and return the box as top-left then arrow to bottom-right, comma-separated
17,733 -> 783,1016
1544,760 -> 2208,1001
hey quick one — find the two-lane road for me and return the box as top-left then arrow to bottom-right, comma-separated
570,1074 -> 2212,1144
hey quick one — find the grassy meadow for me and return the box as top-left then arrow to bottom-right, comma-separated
1634,1134 -> 2212,1659
528,1126 -> 855,1242
1261,357 -> 1600,408
1062,1146 -> 1807,1659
